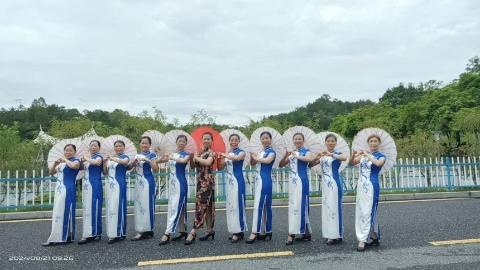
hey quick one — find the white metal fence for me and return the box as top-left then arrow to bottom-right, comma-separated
1,157 -> 479,210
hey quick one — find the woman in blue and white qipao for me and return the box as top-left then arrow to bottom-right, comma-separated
78,140 -> 103,245
129,136 -> 159,241
157,135 -> 191,245
349,134 -> 386,252
42,144 -> 80,246
218,133 -> 248,243
103,140 -> 130,244
279,132 -> 313,245
246,131 -> 276,244
309,134 -> 347,245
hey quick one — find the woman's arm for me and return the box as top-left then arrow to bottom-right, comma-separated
256,153 -> 275,164
292,151 -> 312,162
308,153 -> 323,168
49,160 -> 60,175
194,152 -> 214,166
348,151 -> 362,166
83,156 -> 102,166
250,152 -> 258,166
189,153 -> 196,169
217,154 -> 226,170
333,152 -> 348,162
149,157 -> 160,173
112,156 -> 129,166
102,159 -> 109,175
65,158 -> 80,170
170,154 -> 191,164
127,158 -> 138,170
156,155 -> 169,164
278,151 -> 290,168
364,153 -> 386,167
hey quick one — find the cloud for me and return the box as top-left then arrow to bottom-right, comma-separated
0,0 -> 479,126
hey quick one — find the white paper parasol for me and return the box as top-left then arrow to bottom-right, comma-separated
220,129 -> 251,168
100,135 -> 137,161
164,130 -> 198,154
164,130 -> 198,170
317,131 -> 351,173
250,127 -> 286,168
142,130 -> 176,157
47,138 -> 89,170
352,127 -> 397,174
283,126 -> 323,154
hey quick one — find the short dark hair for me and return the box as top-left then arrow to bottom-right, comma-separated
64,144 -> 76,151
260,131 -> 272,139
325,134 -> 337,142
140,136 -> 152,145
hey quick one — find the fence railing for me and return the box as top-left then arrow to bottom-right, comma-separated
1,157 -> 479,210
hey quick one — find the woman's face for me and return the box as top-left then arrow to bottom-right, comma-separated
114,143 -> 125,155
64,146 -> 76,159
176,138 -> 186,151
140,139 -> 151,152
202,134 -> 212,148
229,136 -> 240,149
90,142 -> 100,154
368,137 -> 380,152
261,134 -> 272,148
325,137 -> 337,151
293,135 -> 304,149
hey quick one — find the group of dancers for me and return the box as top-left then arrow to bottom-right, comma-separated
42,127 -> 388,252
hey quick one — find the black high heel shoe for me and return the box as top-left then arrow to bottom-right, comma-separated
365,238 -> 380,246
78,239 -> 88,245
184,233 -> 196,245
158,234 -> 171,246
258,232 -> 273,241
231,232 -> 245,243
172,232 -> 187,241
246,233 -> 259,244
41,242 -> 57,247
229,232 -> 244,240
144,231 -> 154,238
285,234 -> 295,245
326,238 -> 341,245
108,238 -> 118,244
199,230 -> 215,241
295,234 -> 312,242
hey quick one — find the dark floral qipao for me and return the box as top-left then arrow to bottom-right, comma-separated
193,149 -> 216,229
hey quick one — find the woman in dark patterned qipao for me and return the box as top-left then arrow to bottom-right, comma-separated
184,132 -> 216,245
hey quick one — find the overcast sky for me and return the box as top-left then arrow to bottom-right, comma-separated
0,0 -> 479,126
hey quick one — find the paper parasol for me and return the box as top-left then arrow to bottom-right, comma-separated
142,130 -> 176,157
164,130 -> 198,170
191,127 -> 226,171
317,131 -> 351,173
81,128 -> 104,147
283,126 -> 323,154
100,135 -> 137,161
250,127 -> 286,168
220,129 -> 251,168
47,138 -> 89,169
164,130 -> 198,154
352,127 -> 397,174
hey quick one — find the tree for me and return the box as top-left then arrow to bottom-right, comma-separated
465,56 -> 480,74
379,82 -> 427,108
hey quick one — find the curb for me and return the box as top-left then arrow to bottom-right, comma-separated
1,191 -> 479,221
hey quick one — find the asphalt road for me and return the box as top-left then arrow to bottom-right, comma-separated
1,198 -> 480,270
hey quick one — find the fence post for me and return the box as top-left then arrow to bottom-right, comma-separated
221,170 -> 227,202
446,157 -> 452,191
